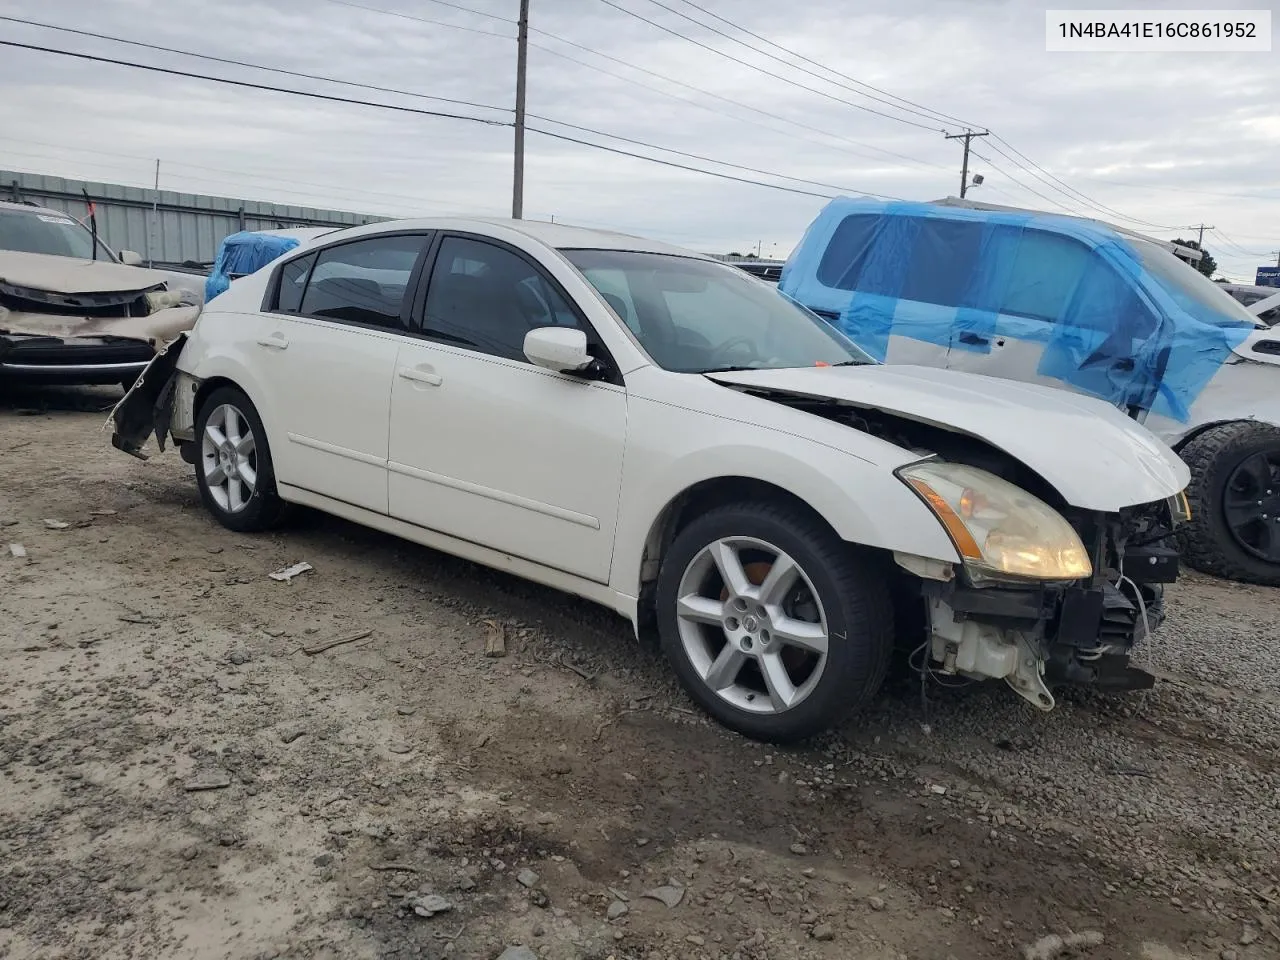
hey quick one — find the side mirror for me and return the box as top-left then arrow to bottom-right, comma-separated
119,249 -> 143,266
523,326 -> 593,373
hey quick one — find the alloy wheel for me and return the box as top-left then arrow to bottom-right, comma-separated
674,536 -> 829,715
201,403 -> 258,514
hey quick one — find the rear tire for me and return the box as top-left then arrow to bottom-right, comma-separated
194,386 -> 287,533
655,500 -> 893,743
1178,421 -> 1280,586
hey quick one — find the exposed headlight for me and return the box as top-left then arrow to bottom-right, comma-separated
898,460 -> 1092,581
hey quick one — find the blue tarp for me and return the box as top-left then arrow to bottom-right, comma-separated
204,231 -> 300,301
780,198 -> 1258,422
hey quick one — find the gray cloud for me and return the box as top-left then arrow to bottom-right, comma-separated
0,0 -> 1276,276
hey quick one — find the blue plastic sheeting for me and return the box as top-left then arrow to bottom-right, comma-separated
205,231 -> 300,301
780,198 -> 1257,422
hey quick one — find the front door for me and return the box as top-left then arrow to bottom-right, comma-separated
387,234 -> 627,583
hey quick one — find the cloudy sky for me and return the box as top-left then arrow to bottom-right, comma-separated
1,0 -> 1277,279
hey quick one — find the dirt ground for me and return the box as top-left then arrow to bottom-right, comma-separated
2,384 -> 1279,960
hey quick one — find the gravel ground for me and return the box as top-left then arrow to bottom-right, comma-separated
1,383 -> 1278,960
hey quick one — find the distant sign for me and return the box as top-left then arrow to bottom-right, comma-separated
1258,267 -> 1280,288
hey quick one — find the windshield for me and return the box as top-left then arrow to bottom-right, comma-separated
1128,239 -> 1260,329
0,208 -> 116,262
562,248 -> 872,372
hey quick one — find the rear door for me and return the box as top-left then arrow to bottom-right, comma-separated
256,233 -> 432,514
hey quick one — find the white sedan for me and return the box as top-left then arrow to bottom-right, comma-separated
111,217 -> 1191,742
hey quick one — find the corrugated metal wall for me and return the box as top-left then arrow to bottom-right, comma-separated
3,169 -> 388,267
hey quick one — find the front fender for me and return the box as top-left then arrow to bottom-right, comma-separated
610,394 -> 959,600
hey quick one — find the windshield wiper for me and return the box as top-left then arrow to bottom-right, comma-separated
696,365 -> 760,374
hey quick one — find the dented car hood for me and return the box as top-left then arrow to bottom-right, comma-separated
0,250 -> 171,295
708,364 -> 1190,511
0,249 -> 199,344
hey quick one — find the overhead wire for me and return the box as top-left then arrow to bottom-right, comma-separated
527,31 -> 954,171
2,38 -> 886,203
984,135 -> 1191,231
0,39 -> 511,127
526,114 -> 899,197
0,15 -> 512,113
635,0 -> 962,129
669,0 -> 982,130
314,0 -> 515,30
592,0 -> 945,132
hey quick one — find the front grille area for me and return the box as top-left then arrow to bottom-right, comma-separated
4,338 -> 154,366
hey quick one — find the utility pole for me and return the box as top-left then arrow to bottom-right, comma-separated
511,0 -> 529,220
944,130 -> 989,199
1194,223 -> 1214,247
148,159 -> 160,267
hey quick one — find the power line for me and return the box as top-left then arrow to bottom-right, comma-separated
670,0 -> 981,130
3,41 -> 890,203
1067,173 -> 1280,204
634,0 -> 960,129
315,0 -> 515,28
527,32 -> 952,171
591,0 -> 945,133
1208,228 -> 1273,259
526,127 -> 842,199
969,151 -> 1078,214
527,114 -> 898,197
984,135 -> 1189,231
0,16 -> 511,113
0,39 -> 511,127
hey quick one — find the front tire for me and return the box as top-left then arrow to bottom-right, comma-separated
194,386 -> 286,533
655,501 -> 893,743
1178,421 -> 1280,586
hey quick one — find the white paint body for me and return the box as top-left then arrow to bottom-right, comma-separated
162,217 -> 1189,628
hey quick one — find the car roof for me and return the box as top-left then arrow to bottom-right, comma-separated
303,216 -> 710,259
0,198 -> 74,218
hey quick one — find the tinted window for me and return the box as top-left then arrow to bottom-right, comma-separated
298,235 -> 427,329
1001,229 -> 1091,322
815,214 -> 878,290
899,218 -> 985,307
422,237 -> 581,361
275,254 -> 315,313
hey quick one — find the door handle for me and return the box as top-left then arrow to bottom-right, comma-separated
256,333 -> 289,350
958,332 -> 989,347
398,366 -> 442,386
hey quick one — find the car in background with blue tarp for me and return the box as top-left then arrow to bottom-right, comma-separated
781,197 -> 1280,587
205,227 -> 336,302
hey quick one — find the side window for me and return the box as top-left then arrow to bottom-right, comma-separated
421,236 -> 581,362
1001,230 -> 1091,323
1069,261 -> 1159,340
274,253 -> 315,313
899,218 -> 986,307
298,235 -> 427,329
815,214 -> 878,291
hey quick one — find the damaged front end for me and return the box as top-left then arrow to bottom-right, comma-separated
898,493 -> 1183,709
108,332 -> 190,460
0,253 -> 200,384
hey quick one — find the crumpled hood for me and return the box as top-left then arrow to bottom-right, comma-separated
0,250 -> 170,295
708,364 -> 1190,511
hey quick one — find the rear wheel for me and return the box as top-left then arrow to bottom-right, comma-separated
656,501 -> 893,743
1178,421 -> 1280,586
194,386 -> 286,532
